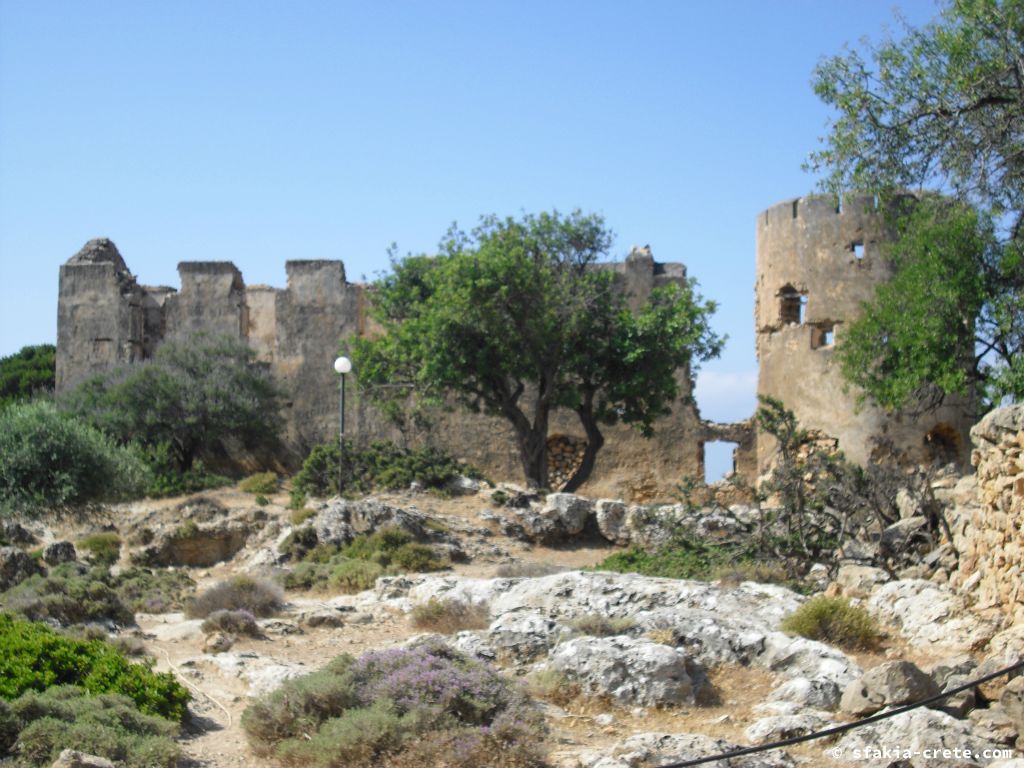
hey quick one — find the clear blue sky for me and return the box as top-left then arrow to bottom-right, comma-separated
0,1 -> 940,479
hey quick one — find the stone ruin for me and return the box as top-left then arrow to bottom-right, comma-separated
56,241 -> 752,500
55,194 -> 976,499
755,194 -> 974,470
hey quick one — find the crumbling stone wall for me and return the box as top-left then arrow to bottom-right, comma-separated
754,194 -> 974,473
56,239 -> 144,390
56,241 -> 743,499
951,404 -> 1024,622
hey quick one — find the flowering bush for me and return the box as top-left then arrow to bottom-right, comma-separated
242,639 -> 546,767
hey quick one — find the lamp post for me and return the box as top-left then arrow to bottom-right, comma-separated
333,356 -> 352,495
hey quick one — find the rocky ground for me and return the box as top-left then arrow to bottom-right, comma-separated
10,481 -> 1024,768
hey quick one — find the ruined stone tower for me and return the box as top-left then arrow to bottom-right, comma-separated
755,194 -> 974,471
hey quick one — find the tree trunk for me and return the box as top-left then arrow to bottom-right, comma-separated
500,388 -> 549,489
514,427 -> 549,489
563,400 -> 605,493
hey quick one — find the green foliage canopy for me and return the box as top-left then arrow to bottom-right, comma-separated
353,211 -> 723,490
0,612 -> 190,722
0,402 -> 149,514
0,345 -> 55,410
809,0 -> 1024,408
66,333 -> 281,471
834,198 -> 1003,410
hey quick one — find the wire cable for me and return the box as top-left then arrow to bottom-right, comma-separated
656,658 -> 1024,768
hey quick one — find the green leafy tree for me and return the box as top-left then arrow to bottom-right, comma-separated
0,402 -> 149,514
808,0 -> 1024,408
65,333 -> 281,471
0,345 -> 55,409
352,211 -> 723,490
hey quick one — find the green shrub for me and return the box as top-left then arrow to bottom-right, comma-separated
292,440 -> 481,498
201,609 -> 262,638
390,542 -> 446,571
282,561 -> 326,591
143,443 -> 231,498
780,596 -> 881,650
0,402 -> 149,514
113,567 -> 196,613
283,557 -> 384,593
273,702 -> 408,766
594,545 -> 714,580
0,563 -> 133,626
241,662 -> 359,756
8,686 -> 180,768
0,699 -> 17,756
77,532 -> 121,566
0,613 -> 190,721
340,527 -> 447,571
0,344 -> 55,411
186,575 -> 284,618
410,599 -> 490,634
592,525 -> 777,583
327,559 -> 385,593
281,526 -> 446,594
279,525 -> 321,561
64,333 -> 282,474
241,640 -> 545,767
240,472 -> 278,494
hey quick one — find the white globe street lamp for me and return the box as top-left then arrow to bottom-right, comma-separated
334,356 -> 352,495
334,356 -> 351,438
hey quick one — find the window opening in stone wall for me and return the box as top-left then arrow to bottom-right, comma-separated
779,285 -> 805,325
811,324 -> 835,349
923,423 -> 961,466
852,242 -> 865,260
704,441 -> 738,484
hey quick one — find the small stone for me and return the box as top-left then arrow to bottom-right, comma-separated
833,564 -> 888,598
840,661 -> 940,716
203,632 -> 234,654
50,750 -> 116,768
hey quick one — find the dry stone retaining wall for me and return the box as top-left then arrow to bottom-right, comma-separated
952,404 -> 1024,622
